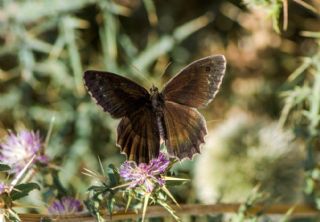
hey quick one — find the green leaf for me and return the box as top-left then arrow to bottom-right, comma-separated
0,164 -> 11,172
61,16 -> 84,95
11,183 -> 40,201
52,170 -> 68,197
304,177 -> 314,194
125,193 -> 133,212
287,57 -> 312,82
88,185 -> 107,192
161,185 -> 179,207
107,164 -> 120,187
99,0 -> 118,72
1,0 -> 96,24
164,176 -> 189,186
84,198 -> 100,217
7,208 -> 21,222
132,13 -> 213,71
107,193 -> 115,219
156,198 -> 181,222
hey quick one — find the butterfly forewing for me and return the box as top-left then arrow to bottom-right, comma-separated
117,106 -> 160,163
162,55 -> 226,108
84,71 -> 149,118
162,101 -> 207,159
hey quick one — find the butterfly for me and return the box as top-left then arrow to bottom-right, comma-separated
84,55 -> 226,163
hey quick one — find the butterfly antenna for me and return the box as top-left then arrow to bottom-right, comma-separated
206,119 -> 223,126
160,61 -> 172,80
128,64 -> 153,88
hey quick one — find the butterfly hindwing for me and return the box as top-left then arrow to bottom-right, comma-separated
117,106 -> 160,163
162,55 -> 226,108
163,101 -> 207,159
84,71 -> 149,118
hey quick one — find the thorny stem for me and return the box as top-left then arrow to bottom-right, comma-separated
13,203 -> 320,222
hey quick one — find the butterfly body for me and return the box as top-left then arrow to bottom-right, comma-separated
149,86 -> 168,142
84,55 -> 226,163
149,85 -> 164,112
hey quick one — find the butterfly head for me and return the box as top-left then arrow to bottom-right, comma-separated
149,85 -> 159,94
150,84 -> 164,110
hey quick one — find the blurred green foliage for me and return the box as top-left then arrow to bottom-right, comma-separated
0,0 -> 320,220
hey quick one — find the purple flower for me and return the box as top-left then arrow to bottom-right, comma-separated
0,182 -> 5,194
48,197 -> 83,215
0,130 -> 48,174
120,153 -> 170,192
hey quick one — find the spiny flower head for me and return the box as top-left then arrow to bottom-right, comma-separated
48,197 -> 83,215
120,153 -> 170,192
0,130 -> 48,174
0,182 -> 5,194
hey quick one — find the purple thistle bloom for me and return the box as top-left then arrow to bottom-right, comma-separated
120,153 -> 170,192
0,182 -> 5,194
0,130 -> 48,174
48,197 -> 83,215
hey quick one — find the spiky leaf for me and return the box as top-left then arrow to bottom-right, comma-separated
11,183 -> 40,200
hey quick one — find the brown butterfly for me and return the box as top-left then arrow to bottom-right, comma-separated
84,55 -> 226,163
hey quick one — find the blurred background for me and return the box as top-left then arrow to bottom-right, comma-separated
0,0 -> 320,220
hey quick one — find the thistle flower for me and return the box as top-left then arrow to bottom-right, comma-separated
0,182 -> 5,194
0,130 -> 48,174
120,153 -> 170,192
48,197 -> 83,215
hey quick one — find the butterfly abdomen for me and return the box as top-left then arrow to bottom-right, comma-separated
149,88 -> 167,142
156,115 -> 167,142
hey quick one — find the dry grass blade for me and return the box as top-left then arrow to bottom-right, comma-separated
293,0 -> 319,14
282,0 -> 288,30
10,156 -> 36,189
82,168 -> 106,181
